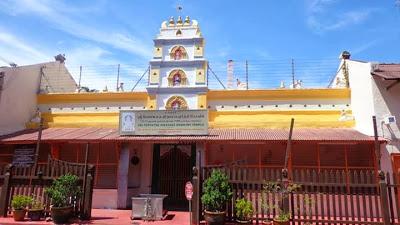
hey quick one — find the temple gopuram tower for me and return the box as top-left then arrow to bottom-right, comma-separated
147,16 -> 208,110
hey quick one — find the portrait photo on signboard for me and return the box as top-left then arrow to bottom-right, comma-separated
120,111 -> 136,134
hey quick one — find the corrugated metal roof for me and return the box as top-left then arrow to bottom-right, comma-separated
371,64 -> 400,80
0,127 -> 383,143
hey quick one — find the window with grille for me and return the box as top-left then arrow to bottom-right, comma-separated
58,143 -> 118,189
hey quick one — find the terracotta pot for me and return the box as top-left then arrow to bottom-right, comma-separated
236,218 -> 252,224
204,210 -> 226,225
262,219 -> 273,225
51,205 -> 73,224
13,209 -> 26,221
28,209 -> 44,221
273,219 -> 289,225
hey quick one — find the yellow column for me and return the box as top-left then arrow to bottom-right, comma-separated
146,95 -> 157,110
197,94 -> 207,109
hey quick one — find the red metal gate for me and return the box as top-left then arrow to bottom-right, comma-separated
158,145 -> 192,209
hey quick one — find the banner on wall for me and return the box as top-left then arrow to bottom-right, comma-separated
119,110 -> 208,136
12,146 -> 35,167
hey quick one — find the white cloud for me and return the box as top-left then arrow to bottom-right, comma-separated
307,0 -> 337,13
0,28 -> 51,65
62,45 -> 148,91
351,39 -> 380,55
305,0 -> 376,34
0,0 -> 152,59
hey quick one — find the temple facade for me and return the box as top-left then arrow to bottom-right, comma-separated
0,16 -> 392,210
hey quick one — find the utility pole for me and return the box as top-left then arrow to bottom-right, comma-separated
116,64 -> 120,91
291,59 -> 295,87
245,60 -> 249,90
78,65 -> 82,92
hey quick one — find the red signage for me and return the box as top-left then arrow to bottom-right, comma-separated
185,181 -> 193,200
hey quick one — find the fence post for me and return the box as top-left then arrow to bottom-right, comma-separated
282,168 -> 290,215
192,166 -> 200,225
81,165 -> 94,220
0,164 -> 12,217
378,170 -> 391,225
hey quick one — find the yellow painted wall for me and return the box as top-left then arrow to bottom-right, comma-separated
37,92 -> 148,104
149,68 -> 160,84
197,94 -> 207,109
28,110 -> 354,129
146,95 -> 157,110
195,68 -> 205,84
209,110 -> 354,128
32,88 -> 354,129
153,46 -> 162,58
28,112 -> 119,128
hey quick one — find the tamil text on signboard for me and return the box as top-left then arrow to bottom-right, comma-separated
119,110 -> 208,136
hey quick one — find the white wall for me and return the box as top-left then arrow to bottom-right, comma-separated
0,62 -> 76,135
371,76 -> 400,150
156,93 -> 198,110
346,60 -> 376,136
346,59 -> 400,173
126,143 -> 153,208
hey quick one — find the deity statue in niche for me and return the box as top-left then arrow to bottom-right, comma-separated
174,48 -> 182,60
171,100 -> 181,110
173,73 -> 181,86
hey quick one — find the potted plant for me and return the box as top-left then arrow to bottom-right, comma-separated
302,195 -> 314,225
28,197 -> 44,221
235,198 -> 253,224
261,202 -> 274,225
201,169 -> 232,225
45,174 -> 81,224
261,183 -> 276,225
273,211 -> 291,225
11,195 -> 33,221
262,181 -> 300,225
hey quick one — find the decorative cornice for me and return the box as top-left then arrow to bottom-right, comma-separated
150,59 -> 206,67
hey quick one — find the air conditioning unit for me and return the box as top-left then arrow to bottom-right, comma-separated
383,116 -> 396,125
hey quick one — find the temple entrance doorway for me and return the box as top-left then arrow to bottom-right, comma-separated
151,144 -> 195,211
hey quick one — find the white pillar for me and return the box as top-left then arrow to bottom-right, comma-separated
139,143 -> 153,194
117,143 -> 130,209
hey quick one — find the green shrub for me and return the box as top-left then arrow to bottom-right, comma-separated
274,212 -> 290,222
235,198 -> 253,221
45,174 -> 81,207
11,195 -> 33,210
201,169 -> 232,212
29,198 -> 44,210
262,181 -> 300,222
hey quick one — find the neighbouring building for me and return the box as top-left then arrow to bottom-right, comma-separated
0,61 -> 76,135
0,16 -> 389,209
331,54 -> 400,175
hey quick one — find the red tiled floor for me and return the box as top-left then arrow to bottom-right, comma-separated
0,209 -> 190,225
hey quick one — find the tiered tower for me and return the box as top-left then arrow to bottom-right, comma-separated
146,16 -> 208,110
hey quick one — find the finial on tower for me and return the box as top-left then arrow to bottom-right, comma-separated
184,16 -> 190,25
168,16 -> 175,26
177,16 -> 183,26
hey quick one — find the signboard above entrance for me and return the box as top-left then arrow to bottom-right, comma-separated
119,110 -> 208,136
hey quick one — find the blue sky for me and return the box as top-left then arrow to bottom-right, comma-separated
0,0 -> 399,89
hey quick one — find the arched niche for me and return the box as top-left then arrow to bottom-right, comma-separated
167,69 -> 188,86
165,96 -> 188,110
170,46 -> 188,60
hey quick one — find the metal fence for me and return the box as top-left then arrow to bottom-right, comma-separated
41,58 -> 341,93
200,166 -> 400,225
